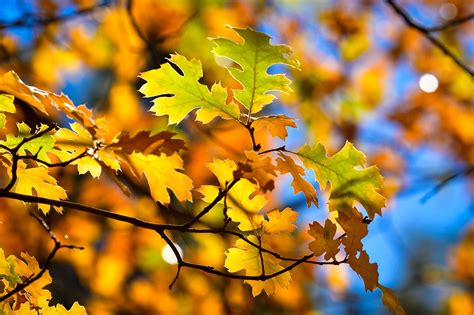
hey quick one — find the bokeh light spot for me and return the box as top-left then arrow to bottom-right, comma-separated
161,243 -> 183,265
439,3 -> 457,20
419,74 -> 439,93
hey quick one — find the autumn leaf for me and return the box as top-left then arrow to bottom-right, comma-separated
297,141 -> 385,218
108,130 -> 186,156
378,284 -> 406,315
348,250 -> 379,292
0,71 -> 97,134
0,123 -> 54,163
0,93 -> 15,129
336,209 -> 368,256
15,252 -> 53,307
262,208 -> 298,234
234,150 -> 277,192
40,302 -> 87,314
54,122 -> 121,177
198,159 -> 266,231
308,219 -> 341,261
212,26 -> 299,114
252,115 -> 296,140
275,152 -> 317,207
139,54 -> 240,124
126,152 -> 193,204
225,236 -> 291,296
11,161 -> 68,214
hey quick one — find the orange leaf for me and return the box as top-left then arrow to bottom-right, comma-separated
276,152 -> 317,207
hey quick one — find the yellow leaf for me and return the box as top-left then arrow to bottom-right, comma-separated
15,253 -> 52,308
126,152 -> 193,204
0,248 -> 9,276
225,236 -> 291,296
201,159 -> 266,231
139,54 -> 240,124
39,302 -> 87,315
12,161 -> 68,214
55,123 -> 121,177
0,93 -> 15,129
263,208 -> 297,234
252,115 -> 296,140
0,71 -> 97,133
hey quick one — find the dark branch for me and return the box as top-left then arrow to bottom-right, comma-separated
420,165 -> 473,203
385,0 -> 474,76
182,178 -> 240,228
0,213 -> 83,303
425,13 -> 474,32
0,1 -> 111,30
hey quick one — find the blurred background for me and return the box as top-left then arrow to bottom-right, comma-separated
0,0 -> 472,314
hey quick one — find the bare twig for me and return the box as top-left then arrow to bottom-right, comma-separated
0,213 -> 83,303
420,165 -> 473,203
385,0 -> 474,76
425,14 -> 474,32
0,0 -> 111,30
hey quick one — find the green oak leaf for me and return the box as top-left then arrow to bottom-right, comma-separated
0,123 -> 55,163
211,26 -> 299,114
297,141 -> 385,218
139,54 -> 240,124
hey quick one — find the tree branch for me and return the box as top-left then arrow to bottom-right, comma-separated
0,212 -> 83,303
385,0 -> 474,76
0,0 -> 111,30
425,13 -> 474,32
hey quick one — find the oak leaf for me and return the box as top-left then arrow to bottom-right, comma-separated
11,161 -> 68,214
378,285 -> 406,315
126,152 -> 193,205
336,209 -> 368,256
252,115 -> 296,140
225,236 -> 291,296
298,141 -> 385,218
109,130 -> 186,156
0,93 -> 15,129
308,219 -> 341,260
0,71 -> 97,135
234,151 -> 277,192
54,123 -> 121,177
276,152 -> 317,207
347,250 -> 379,292
212,26 -> 299,114
198,159 -> 266,231
139,54 -> 240,124
15,252 -> 53,307
262,208 -> 298,234
1,123 -> 54,163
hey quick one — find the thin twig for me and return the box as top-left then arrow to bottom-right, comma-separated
385,0 -> 474,76
0,213 -> 83,303
425,14 -> 474,32
420,165 -> 473,203
0,0 -> 111,30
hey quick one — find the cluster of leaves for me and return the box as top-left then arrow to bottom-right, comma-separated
0,25 -> 406,314
0,249 -> 85,314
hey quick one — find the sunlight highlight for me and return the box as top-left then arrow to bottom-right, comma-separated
161,243 -> 183,265
419,74 -> 439,93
